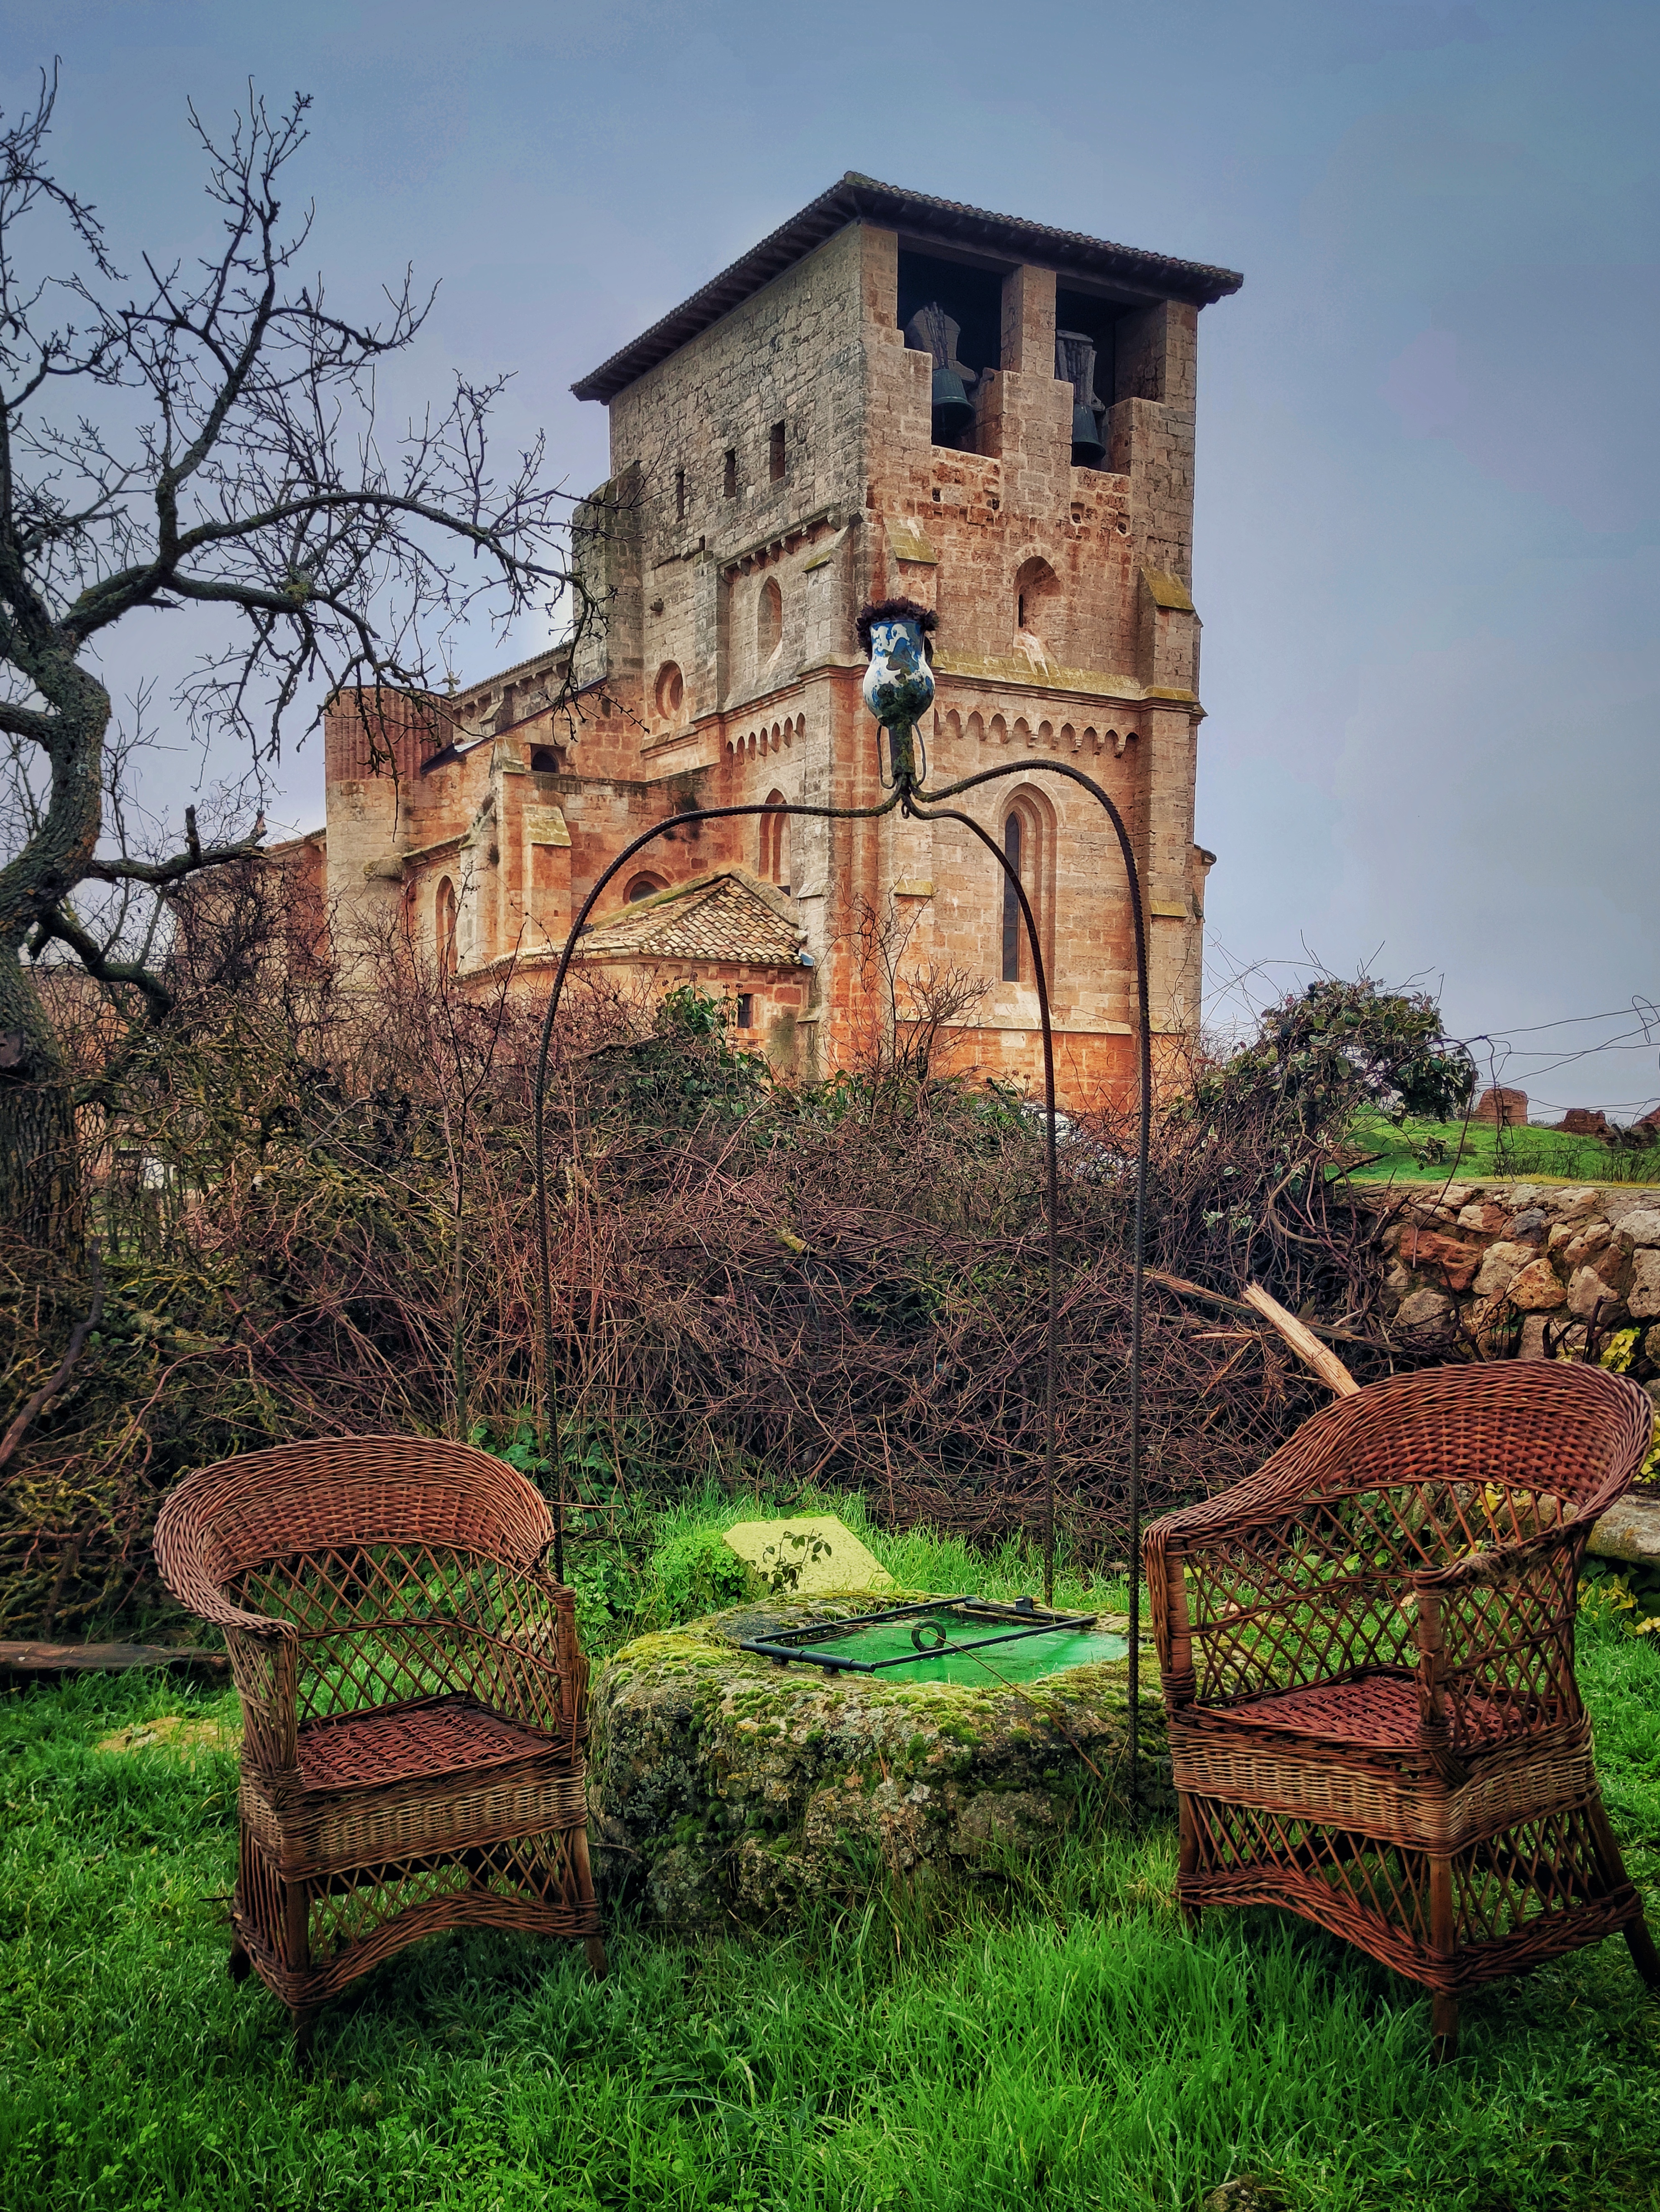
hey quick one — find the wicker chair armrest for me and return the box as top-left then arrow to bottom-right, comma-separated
218,1619 -> 299,1773
179,1583 -> 300,1642
432,1565 -> 588,1742
1146,1467 -> 1316,1560
1410,1512 -> 1589,1592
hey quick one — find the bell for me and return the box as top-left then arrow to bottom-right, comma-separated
931,366 -> 975,437
1071,401 -> 1106,468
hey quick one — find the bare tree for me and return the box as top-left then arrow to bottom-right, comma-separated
0,70 -> 589,1243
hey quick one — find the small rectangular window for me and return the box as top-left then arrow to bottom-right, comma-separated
769,422 -> 786,482
723,449 -> 738,499
735,992 -> 753,1030
675,467 -> 687,520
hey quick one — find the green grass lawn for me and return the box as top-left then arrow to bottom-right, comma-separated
5,1506 -> 1660,2212
1341,1112 -> 1660,1188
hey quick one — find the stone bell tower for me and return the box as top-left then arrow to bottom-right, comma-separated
564,174 -> 1241,1102
314,177 -> 1239,1099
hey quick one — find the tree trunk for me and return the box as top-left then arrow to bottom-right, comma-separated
0,652 -> 109,1252
0,941 -> 83,1249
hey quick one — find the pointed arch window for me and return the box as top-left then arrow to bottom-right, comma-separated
759,790 -> 790,890
997,789 -> 1055,987
435,876 -> 458,977
757,577 -> 783,664
1000,813 -> 1023,982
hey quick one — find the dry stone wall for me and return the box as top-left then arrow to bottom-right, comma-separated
1375,1180 -> 1660,1382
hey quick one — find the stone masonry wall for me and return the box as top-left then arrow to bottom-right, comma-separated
1374,1180 -> 1660,1385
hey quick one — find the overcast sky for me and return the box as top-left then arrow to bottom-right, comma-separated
8,0 -> 1658,1113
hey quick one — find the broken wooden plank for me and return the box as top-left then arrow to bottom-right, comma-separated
1241,1281 -> 1363,1397
0,1640 -> 228,1676
1145,1269 -> 1373,1350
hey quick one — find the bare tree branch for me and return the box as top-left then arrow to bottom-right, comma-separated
0,67 -> 595,1238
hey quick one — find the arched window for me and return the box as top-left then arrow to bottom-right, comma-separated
625,872 -> 666,903
529,745 -> 563,774
757,577 -> 782,662
997,790 -> 1055,986
1000,813 -> 1024,983
435,877 -> 458,977
758,790 -> 789,889
1013,555 -> 1061,652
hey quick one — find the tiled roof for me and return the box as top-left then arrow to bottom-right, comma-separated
578,869 -> 805,968
573,173 -> 1243,403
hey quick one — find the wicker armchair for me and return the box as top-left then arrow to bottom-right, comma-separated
154,1436 -> 604,2056
1145,1362 -> 1659,2054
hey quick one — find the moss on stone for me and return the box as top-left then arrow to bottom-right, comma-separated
589,1593 -> 1168,1929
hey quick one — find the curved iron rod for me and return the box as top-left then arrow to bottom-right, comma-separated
901,799 -> 1060,1605
919,757 -> 1152,1797
528,752 -> 1153,1806
532,793 -> 903,1583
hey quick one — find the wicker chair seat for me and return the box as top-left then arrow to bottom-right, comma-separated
1201,1672 -> 1518,1755
295,1696 -> 547,1793
154,1436 -> 606,2056
1145,1362 -> 1660,2056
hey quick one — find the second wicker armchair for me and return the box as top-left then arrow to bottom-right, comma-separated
1146,1361 -> 1659,2056
155,1435 -> 604,2057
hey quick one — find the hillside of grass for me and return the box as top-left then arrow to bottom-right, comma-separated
4,1498 -> 1658,2212
1342,1109 -> 1660,1187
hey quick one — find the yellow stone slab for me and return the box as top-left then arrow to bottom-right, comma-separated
721,1515 -> 895,1596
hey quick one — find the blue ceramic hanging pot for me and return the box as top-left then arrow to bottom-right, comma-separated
857,598 -> 937,731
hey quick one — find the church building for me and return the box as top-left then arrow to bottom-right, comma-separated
317,174 -> 1241,1102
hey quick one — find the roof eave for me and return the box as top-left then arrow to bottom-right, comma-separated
571,173 -> 1243,406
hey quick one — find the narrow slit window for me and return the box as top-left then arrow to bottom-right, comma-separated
1001,812 -> 1023,983
675,467 -> 687,520
723,449 -> 738,499
769,422 -> 786,482
759,789 -> 789,886
735,993 -> 753,1030
436,877 -> 458,978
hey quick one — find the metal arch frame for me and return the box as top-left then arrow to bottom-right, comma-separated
530,747 -> 1153,1792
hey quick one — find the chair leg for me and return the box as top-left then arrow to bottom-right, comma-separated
290,2006 -> 317,2068
568,1817 -> 606,1978
1583,1796 -> 1660,1990
1431,1990 -> 1459,2061
1625,1914 -> 1660,1991
1177,1793 -> 1202,1928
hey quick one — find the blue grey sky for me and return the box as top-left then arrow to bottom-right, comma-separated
8,0 -> 1658,1112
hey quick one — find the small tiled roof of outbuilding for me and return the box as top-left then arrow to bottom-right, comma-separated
577,868 -> 805,967
572,173 -> 1244,403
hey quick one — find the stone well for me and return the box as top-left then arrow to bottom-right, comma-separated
587,1592 -> 1168,1929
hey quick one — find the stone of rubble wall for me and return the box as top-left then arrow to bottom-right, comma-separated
1368,1180 -> 1660,1355
1360,1178 -> 1660,1574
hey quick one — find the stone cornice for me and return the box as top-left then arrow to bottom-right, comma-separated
933,651 -> 1201,715
717,504 -> 858,577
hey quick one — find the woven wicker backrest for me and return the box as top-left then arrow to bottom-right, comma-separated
1149,1363 -> 1652,1730
156,1436 -> 568,1730
1251,1361 -> 1649,1514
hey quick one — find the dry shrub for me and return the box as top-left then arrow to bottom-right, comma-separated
2,889 -> 1436,1636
